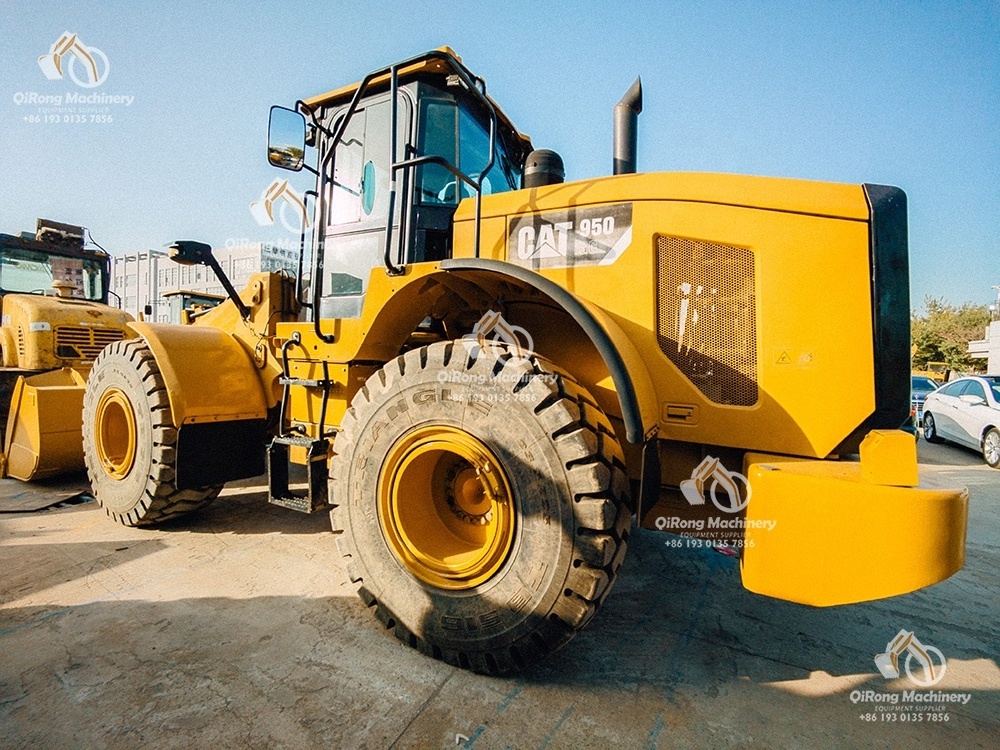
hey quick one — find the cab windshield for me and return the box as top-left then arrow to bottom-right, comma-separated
0,243 -> 107,301
417,98 -> 522,205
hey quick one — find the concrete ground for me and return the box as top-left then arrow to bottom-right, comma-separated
1,440 -> 997,749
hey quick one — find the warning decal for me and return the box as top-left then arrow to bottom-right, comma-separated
507,203 -> 632,269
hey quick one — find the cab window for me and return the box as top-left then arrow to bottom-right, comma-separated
0,245 -> 105,301
417,99 -> 521,205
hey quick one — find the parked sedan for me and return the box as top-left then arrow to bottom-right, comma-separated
911,375 -> 940,427
922,375 -> 1000,468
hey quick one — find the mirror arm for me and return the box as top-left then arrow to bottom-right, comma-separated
295,100 -> 335,140
202,252 -> 250,320
168,241 -> 250,320
291,101 -> 325,174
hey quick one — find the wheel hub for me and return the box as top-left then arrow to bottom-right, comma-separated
94,387 -> 137,480
378,425 -> 515,590
985,431 -> 1000,465
446,463 -> 494,525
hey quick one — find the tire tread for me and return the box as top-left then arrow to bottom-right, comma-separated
330,340 -> 630,675
83,340 -> 222,527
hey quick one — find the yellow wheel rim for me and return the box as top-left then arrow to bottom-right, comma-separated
94,388 -> 137,480
378,425 -> 515,590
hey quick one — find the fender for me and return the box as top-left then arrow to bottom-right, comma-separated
439,258 -> 659,444
129,322 -> 267,426
127,322 -> 269,487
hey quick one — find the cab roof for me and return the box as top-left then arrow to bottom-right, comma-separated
0,232 -> 109,262
302,47 -> 531,149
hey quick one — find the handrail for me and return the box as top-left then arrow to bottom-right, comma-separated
304,49 -> 499,303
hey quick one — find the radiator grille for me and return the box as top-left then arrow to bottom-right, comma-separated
656,236 -> 758,406
17,327 -> 25,357
55,326 -> 126,362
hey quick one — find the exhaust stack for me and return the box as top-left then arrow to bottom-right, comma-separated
613,77 -> 643,175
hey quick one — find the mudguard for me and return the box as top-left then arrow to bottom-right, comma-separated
128,322 -> 267,426
127,322 -> 269,487
438,259 -> 660,444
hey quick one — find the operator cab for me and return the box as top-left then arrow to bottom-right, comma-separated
0,219 -> 109,302
267,49 -> 532,320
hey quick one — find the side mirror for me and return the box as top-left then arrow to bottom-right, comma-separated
959,393 -> 986,406
168,240 -> 213,266
268,106 -> 306,172
167,241 -> 250,319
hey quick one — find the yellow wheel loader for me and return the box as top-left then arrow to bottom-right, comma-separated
81,49 -> 968,674
913,361 -> 951,383
0,219 -> 132,481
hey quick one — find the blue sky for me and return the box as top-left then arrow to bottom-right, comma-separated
1,1 -> 997,310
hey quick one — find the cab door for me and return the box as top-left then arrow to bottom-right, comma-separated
318,92 -> 412,320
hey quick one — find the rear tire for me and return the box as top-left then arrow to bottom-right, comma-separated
82,339 -> 222,526
330,340 -> 630,674
922,413 -> 944,444
983,427 -> 1000,469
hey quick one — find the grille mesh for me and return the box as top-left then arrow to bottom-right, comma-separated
55,326 -> 126,362
656,236 -> 758,406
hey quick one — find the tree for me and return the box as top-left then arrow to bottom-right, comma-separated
911,297 -> 991,373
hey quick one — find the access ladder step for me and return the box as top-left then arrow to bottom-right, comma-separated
278,377 -> 335,388
267,436 -> 330,513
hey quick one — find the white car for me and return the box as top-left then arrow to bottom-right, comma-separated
922,375 -> 1000,468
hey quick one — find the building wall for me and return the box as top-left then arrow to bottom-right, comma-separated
968,320 -> 1000,374
109,250 -> 166,320
110,243 -> 298,322
985,320 -> 999,374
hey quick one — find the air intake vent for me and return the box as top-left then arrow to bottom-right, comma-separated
55,326 -> 126,362
656,236 -> 758,406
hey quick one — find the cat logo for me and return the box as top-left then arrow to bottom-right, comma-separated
508,203 -> 632,270
516,221 -> 572,260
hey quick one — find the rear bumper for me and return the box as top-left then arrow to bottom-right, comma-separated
740,431 -> 968,606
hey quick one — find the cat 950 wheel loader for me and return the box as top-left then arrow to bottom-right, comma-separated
81,49 -> 967,675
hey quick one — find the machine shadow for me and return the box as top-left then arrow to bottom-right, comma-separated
153,479 -> 333,536
2,579 -> 996,749
525,526 -> 998,692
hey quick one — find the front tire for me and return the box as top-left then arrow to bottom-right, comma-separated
82,339 -> 222,526
983,427 -> 1000,469
330,341 -> 630,674
922,412 -> 944,444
